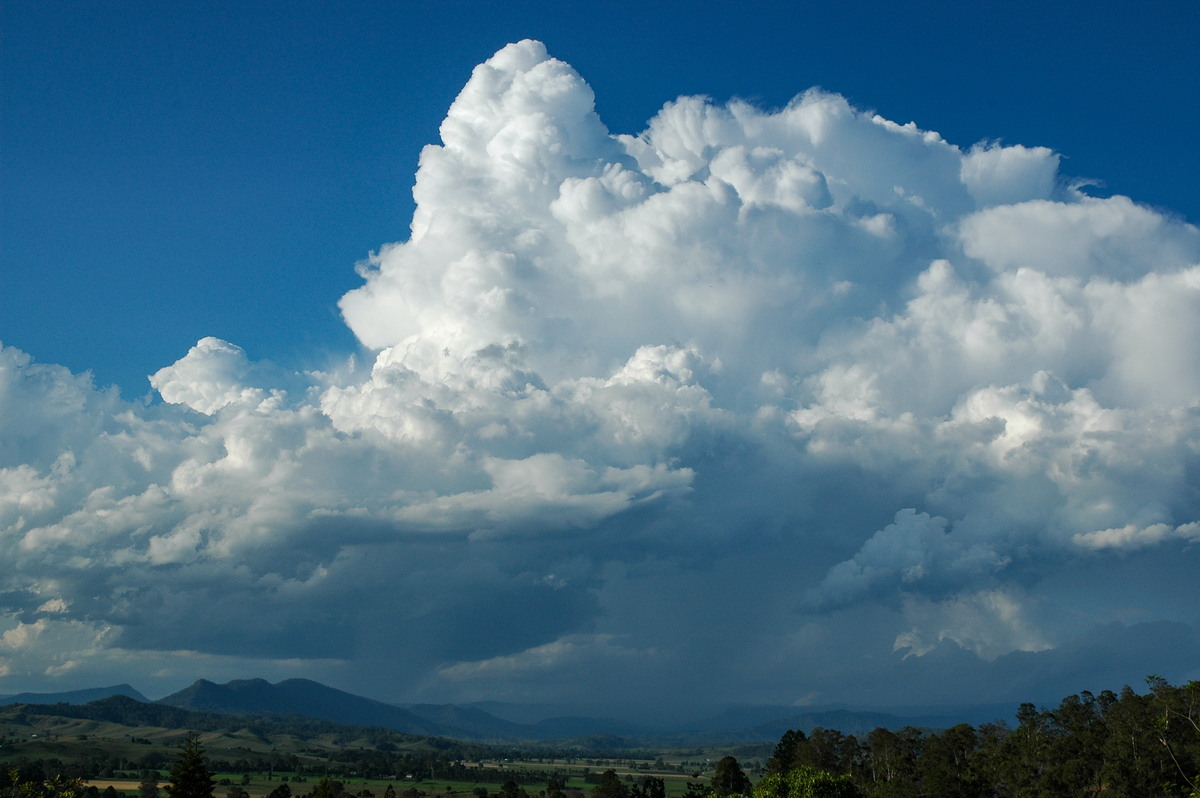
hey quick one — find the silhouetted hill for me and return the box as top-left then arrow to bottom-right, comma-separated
0,684 -> 149,706
159,678 -> 450,736
33,694 -> 228,729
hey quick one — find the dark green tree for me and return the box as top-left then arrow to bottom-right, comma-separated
311,780 -> 342,798
139,774 -> 160,798
497,782 -> 526,798
798,729 -> 847,774
590,771 -> 626,798
1099,685 -> 1174,794
165,734 -> 214,798
711,757 -> 751,797
916,724 -> 979,798
1040,691 -> 1106,794
863,727 -> 921,796
628,777 -> 664,798
766,730 -> 808,775
1148,675 -> 1200,795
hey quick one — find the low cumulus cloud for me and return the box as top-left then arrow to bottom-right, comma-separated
2,40 -> 1198,707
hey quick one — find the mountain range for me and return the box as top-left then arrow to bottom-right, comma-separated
2,677 -> 1017,745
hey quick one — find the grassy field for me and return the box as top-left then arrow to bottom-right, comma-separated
2,703 -> 765,798
75,759 -> 728,798
1,710 -> 412,769
80,771 -> 708,798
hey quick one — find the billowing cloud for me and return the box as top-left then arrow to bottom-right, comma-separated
2,40 -> 1198,709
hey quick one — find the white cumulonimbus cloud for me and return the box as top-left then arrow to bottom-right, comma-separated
2,40 -> 1198,706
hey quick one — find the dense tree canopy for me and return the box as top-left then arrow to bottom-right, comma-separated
590,770 -> 627,798
711,756 -> 752,797
759,678 -> 1200,797
753,767 -> 862,798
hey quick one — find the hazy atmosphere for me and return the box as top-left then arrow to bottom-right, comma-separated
3,1 -> 1199,716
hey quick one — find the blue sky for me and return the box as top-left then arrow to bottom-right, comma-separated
2,1 -> 1200,714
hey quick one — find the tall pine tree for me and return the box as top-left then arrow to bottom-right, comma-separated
165,733 -> 214,798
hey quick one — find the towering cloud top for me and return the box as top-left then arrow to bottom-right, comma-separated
2,41 -> 1198,706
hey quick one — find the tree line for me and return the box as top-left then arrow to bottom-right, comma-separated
753,676 -> 1199,796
